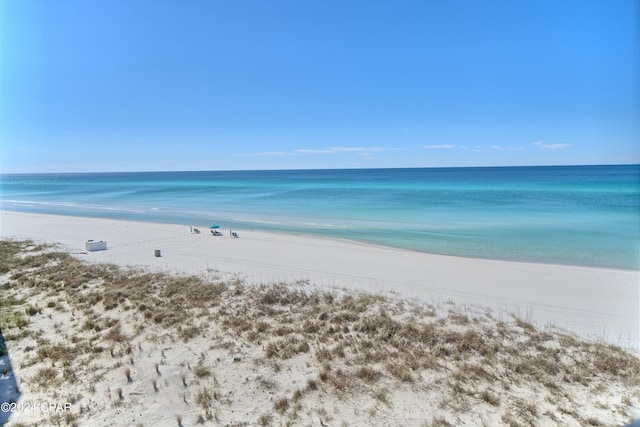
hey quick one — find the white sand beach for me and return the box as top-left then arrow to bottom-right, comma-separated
2,210 -> 640,427
1,210 -> 637,351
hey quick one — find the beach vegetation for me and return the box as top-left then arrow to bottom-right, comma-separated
258,413 -> 273,426
179,325 -> 200,341
1,239 -> 639,426
258,376 -> 277,390
273,397 -> 289,414
25,305 -> 41,316
193,363 -> 211,378
355,366 -> 381,383
32,367 -> 59,389
195,388 -> 212,410
35,343 -> 78,364
429,416 -> 454,427
328,368 -> 350,392
291,387 -> 303,402
105,325 -> 127,343
480,389 -> 500,406
82,319 -> 100,332
0,310 -> 28,330
513,315 -> 536,333
373,388 -> 389,406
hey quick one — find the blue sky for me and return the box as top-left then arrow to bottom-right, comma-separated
1,0 -> 638,173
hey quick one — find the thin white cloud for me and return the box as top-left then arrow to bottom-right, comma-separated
424,144 -> 455,149
294,148 -> 336,154
532,141 -> 571,151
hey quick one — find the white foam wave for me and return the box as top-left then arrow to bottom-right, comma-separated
1,199 -> 146,214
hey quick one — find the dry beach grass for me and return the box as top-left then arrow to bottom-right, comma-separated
1,239 -> 639,426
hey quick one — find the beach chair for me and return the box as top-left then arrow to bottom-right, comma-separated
231,231 -> 240,238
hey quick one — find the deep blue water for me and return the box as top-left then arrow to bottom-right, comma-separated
1,165 -> 639,270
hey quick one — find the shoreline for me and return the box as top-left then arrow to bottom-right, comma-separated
2,202 -> 638,271
2,207 -> 636,273
1,210 -> 638,351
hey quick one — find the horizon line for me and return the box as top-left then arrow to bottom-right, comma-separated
1,162 -> 639,176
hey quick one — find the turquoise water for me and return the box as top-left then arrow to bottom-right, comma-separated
1,165 -> 639,270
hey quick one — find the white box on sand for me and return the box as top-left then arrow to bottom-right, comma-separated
85,240 -> 107,251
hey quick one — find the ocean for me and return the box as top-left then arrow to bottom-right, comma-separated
1,165 -> 638,270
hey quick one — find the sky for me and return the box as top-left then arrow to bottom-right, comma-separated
1,0 -> 639,173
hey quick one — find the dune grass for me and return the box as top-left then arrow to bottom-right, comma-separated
0,238 -> 639,426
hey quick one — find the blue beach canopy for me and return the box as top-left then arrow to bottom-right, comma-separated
209,225 -> 220,229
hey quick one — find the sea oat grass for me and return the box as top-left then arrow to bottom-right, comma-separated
195,388 -> 212,410
193,363 -> 211,378
273,397 -> 289,414
32,367 -> 59,389
355,366 -> 382,383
